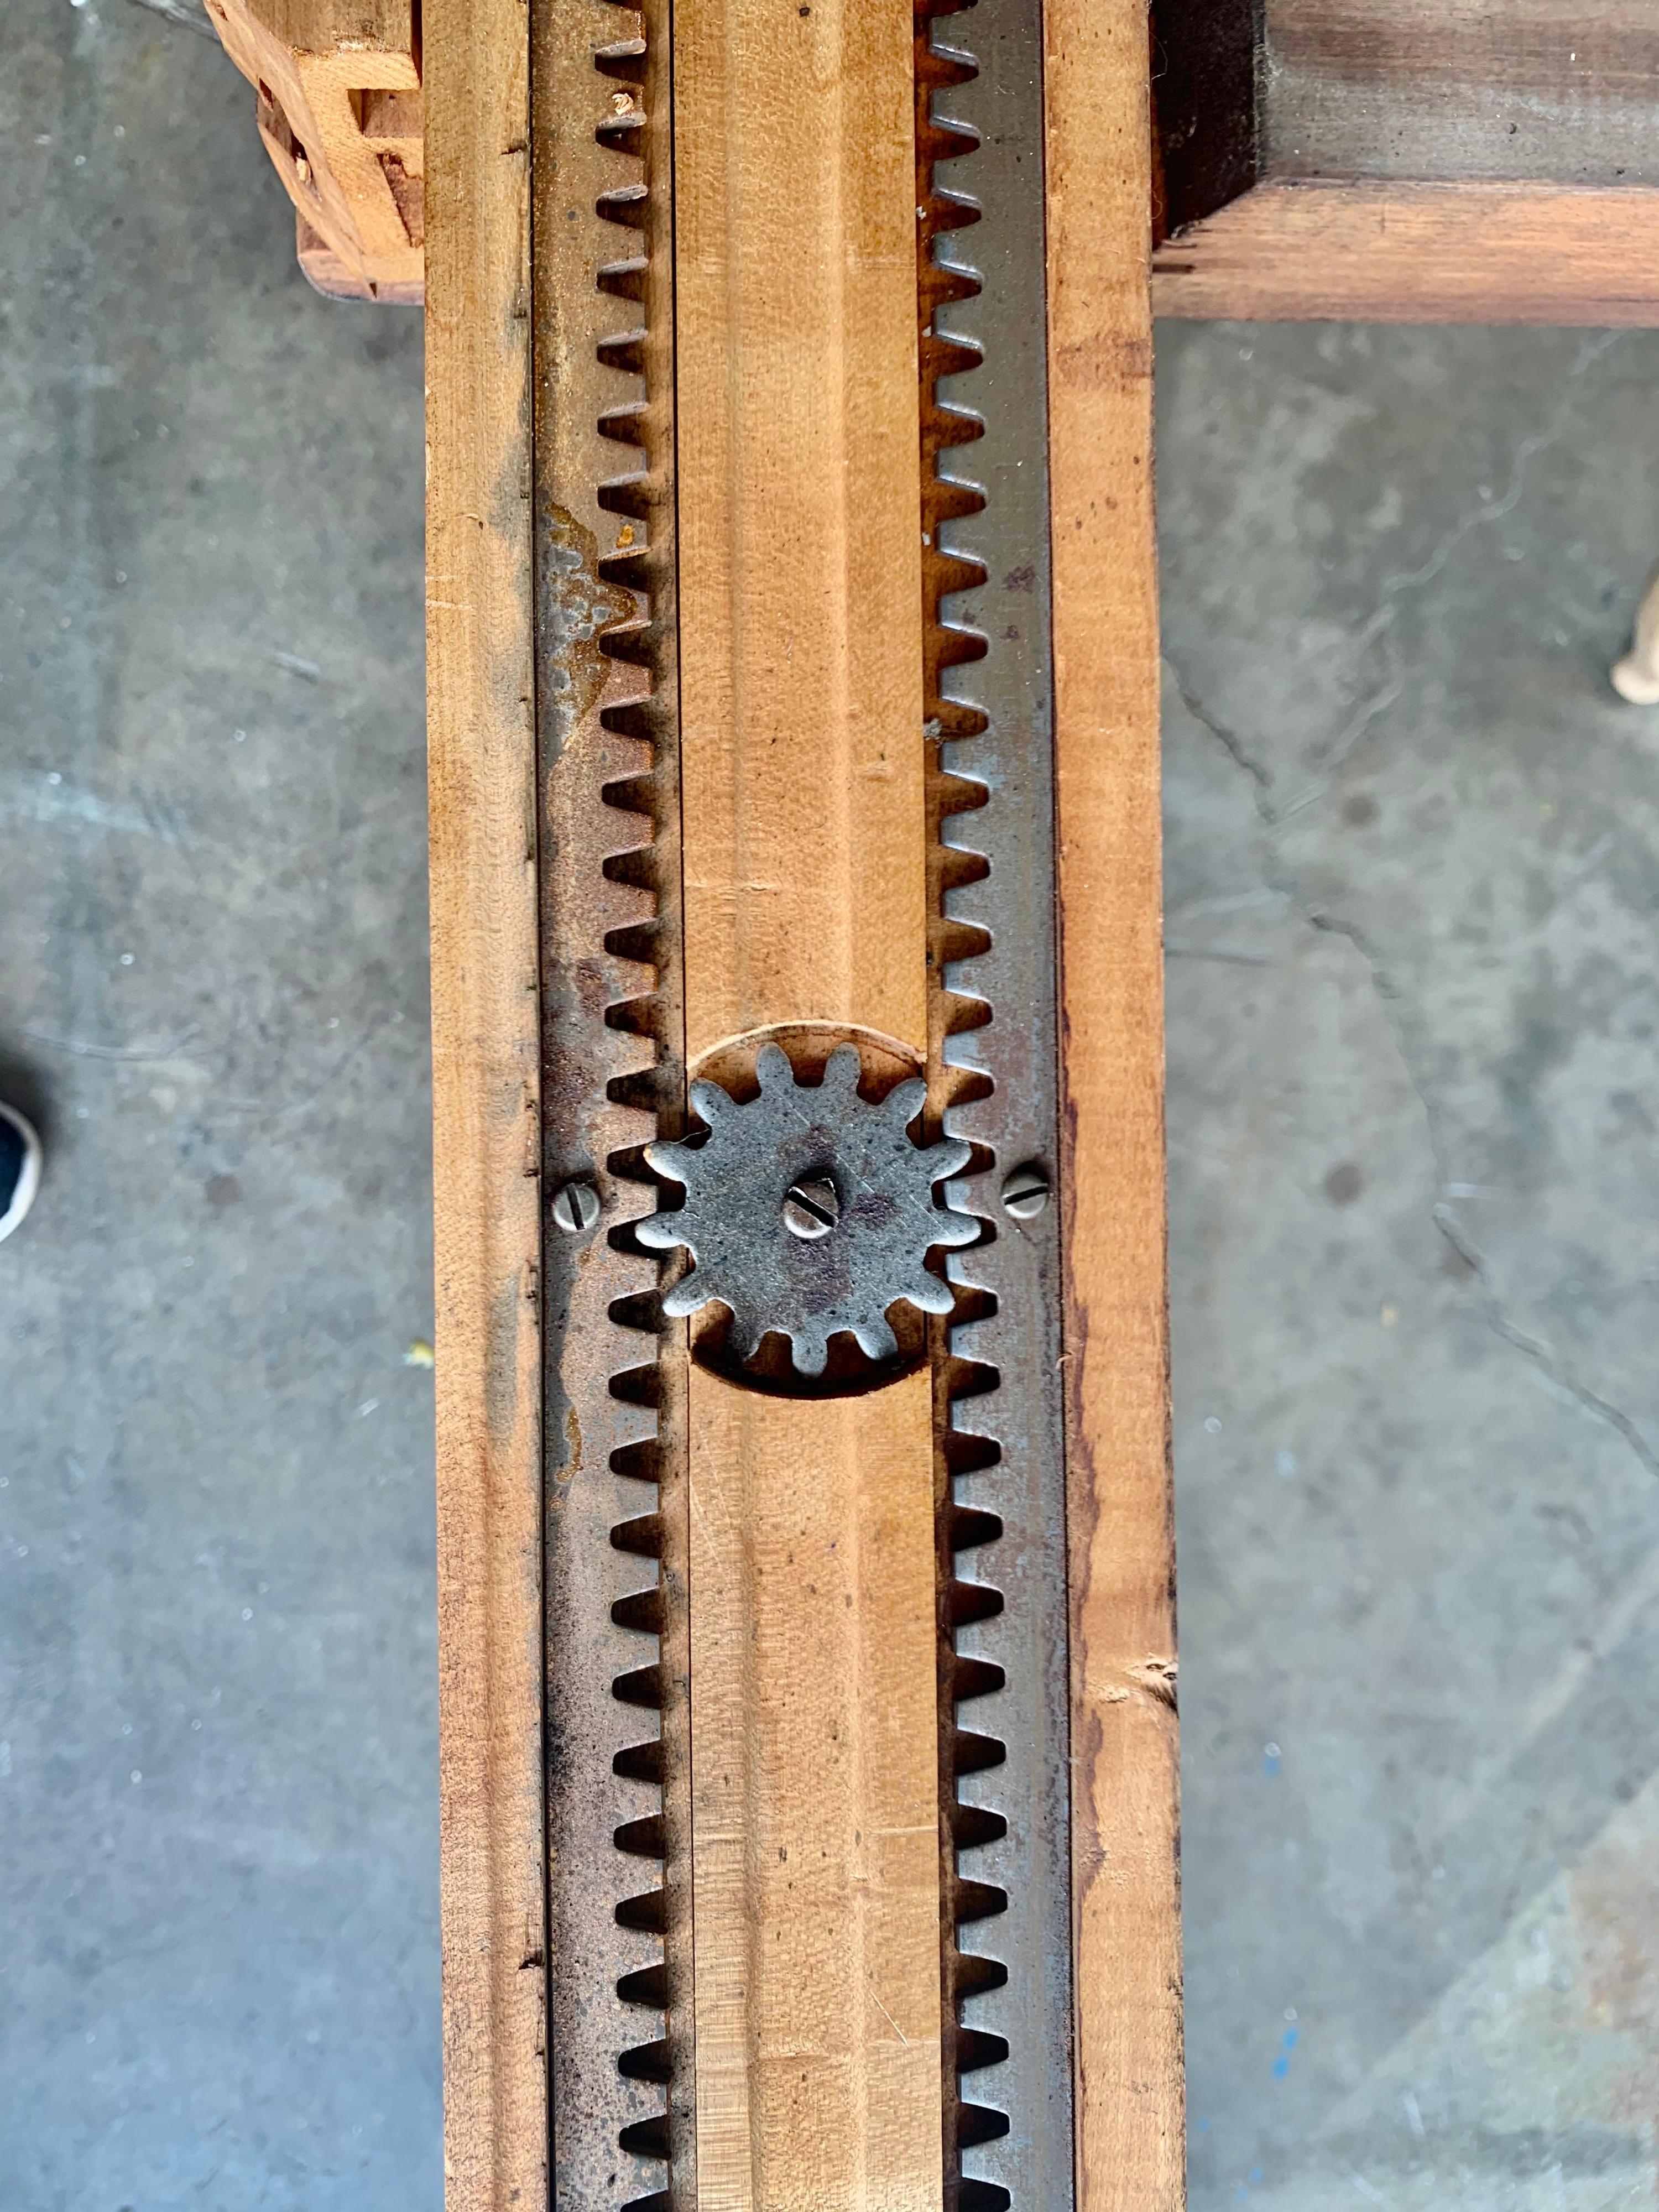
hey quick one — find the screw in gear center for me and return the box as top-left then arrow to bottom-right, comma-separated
638,1040 -> 977,1378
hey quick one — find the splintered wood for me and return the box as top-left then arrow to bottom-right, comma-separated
205,0 -> 424,302
672,1 -> 942,2204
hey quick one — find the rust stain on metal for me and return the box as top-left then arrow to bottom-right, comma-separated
539,500 -> 634,762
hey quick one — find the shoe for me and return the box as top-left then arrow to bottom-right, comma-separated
0,1103 -> 41,1244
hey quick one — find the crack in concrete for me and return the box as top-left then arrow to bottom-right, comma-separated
1171,656 -> 1659,1489
1432,1204 -> 1659,1482
1166,664 -> 1271,789
1309,902 -> 1659,1482
1170,329 -> 1629,833
1348,329 -> 1627,669
1167,660 -> 1406,828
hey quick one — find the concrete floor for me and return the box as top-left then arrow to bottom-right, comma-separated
6,4 -> 1659,2210
1161,322 -> 1659,2209
2,6 -> 439,2206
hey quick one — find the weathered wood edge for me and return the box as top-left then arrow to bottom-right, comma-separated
425,2 -> 548,2206
1154,179 -> 1659,325
1045,3 -> 1185,2208
206,0 -> 425,302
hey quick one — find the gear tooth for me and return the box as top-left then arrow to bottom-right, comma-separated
755,1042 -> 794,1093
885,1076 -> 927,1128
932,1136 -> 975,1182
714,1301 -> 758,1360
792,1329 -> 830,1378
660,1275 -> 705,1317
946,1244 -> 992,1296
688,1078 -> 730,1126
940,1175 -> 980,1226
643,1139 -> 691,1180
853,1312 -> 899,1364
823,1043 -> 862,1093
635,1214 -> 680,1251
905,1274 -> 957,1317
932,1211 -> 981,1249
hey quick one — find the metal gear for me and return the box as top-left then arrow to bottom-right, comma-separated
638,1041 -> 977,1376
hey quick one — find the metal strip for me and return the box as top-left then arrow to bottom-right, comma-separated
533,3 -> 689,2204
528,2 -> 1068,2198
935,1 -> 1076,2201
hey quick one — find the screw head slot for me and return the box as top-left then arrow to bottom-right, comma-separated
551,1178 -> 602,1235
1001,1161 -> 1051,1219
782,1176 -> 839,1240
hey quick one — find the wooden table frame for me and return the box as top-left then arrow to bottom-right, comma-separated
199,2 -> 1659,2206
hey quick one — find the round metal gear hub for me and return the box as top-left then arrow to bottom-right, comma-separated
638,1040 -> 977,1377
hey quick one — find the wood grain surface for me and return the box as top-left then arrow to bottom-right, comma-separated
673,0 -> 927,1061
1265,0 -> 1659,187
1154,179 -> 1659,325
687,1370 -> 945,2211
671,2 -> 941,2201
425,3 -> 547,2207
205,0 -> 424,301
1044,3 -> 1184,2208
1149,0 -> 1659,318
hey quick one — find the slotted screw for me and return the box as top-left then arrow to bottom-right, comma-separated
1001,1161 -> 1051,1219
782,1176 -> 839,1240
551,1178 -> 601,1235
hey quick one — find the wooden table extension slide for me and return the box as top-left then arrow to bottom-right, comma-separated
200,3 -> 1659,2208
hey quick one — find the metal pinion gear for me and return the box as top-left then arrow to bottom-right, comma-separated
638,1041 -> 977,1377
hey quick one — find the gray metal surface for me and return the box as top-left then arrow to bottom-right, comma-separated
932,2 -> 1078,2200
641,1044 -> 974,1374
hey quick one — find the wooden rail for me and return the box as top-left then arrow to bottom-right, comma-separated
424,2 -> 547,2205
1047,6 -> 1184,2205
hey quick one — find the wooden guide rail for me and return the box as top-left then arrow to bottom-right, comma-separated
1049,9 -> 1182,2202
674,3 -> 943,2199
424,3 -> 546,2206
